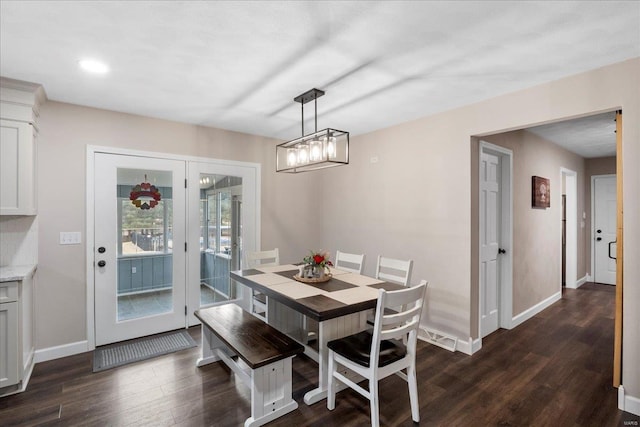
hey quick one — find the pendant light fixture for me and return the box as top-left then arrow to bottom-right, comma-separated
276,88 -> 349,173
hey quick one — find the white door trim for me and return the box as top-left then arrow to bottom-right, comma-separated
86,145 -> 261,350
591,173 -> 616,285
479,141 -> 513,336
561,168 -> 578,288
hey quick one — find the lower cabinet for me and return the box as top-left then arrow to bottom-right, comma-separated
0,300 -> 19,388
0,276 -> 34,396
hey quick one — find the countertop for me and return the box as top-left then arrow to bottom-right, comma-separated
0,264 -> 37,282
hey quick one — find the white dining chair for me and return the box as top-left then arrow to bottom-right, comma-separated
375,255 -> 413,287
367,255 -> 414,325
327,280 -> 428,427
334,250 -> 365,274
245,248 -> 279,322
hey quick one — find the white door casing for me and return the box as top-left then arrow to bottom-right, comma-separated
94,153 -> 187,346
593,175 -> 617,285
561,169 -> 578,289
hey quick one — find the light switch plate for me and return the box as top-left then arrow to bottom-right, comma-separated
60,231 -> 82,245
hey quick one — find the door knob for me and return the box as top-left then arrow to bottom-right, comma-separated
97,260 -> 106,267
597,229 -> 602,234
596,237 -> 602,241
98,247 -> 106,253
498,248 -> 506,254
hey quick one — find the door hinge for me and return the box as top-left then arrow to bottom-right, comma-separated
185,305 -> 187,316
185,242 -> 187,252
185,179 -> 187,188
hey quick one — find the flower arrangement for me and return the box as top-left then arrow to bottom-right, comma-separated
303,250 -> 333,268
299,250 -> 333,280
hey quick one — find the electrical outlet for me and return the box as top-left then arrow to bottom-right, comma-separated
132,267 -> 137,274
60,232 -> 82,245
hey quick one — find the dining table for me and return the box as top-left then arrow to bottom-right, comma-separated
230,264 -> 406,405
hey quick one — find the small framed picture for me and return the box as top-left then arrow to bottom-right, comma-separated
532,176 -> 550,208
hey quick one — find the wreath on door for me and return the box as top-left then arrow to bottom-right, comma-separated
129,175 -> 161,210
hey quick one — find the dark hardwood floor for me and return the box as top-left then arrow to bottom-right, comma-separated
2,282 -> 638,426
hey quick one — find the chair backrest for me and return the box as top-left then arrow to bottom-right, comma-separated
375,255 -> 413,287
245,248 -> 280,269
335,250 -> 365,274
370,280 -> 428,367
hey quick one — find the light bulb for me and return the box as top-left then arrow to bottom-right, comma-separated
297,144 -> 309,164
326,136 -> 337,159
310,140 -> 322,161
287,148 -> 297,166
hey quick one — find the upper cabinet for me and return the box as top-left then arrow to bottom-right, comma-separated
0,78 -> 46,216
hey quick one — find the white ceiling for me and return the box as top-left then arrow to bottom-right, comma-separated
1,1 -> 638,155
527,111 -> 617,158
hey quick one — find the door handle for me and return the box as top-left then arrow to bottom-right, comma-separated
498,248 -> 506,254
608,240 -> 617,260
596,237 -> 602,241
97,260 -> 106,267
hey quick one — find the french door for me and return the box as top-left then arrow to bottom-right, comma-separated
94,153 -> 186,346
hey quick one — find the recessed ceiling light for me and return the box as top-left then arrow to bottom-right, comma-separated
79,59 -> 109,74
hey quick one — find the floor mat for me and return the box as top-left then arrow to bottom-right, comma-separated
93,329 -> 197,372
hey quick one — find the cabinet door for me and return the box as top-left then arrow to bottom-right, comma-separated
0,120 -> 36,215
0,302 -> 19,388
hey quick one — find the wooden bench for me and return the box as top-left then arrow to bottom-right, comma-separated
195,304 -> 304,427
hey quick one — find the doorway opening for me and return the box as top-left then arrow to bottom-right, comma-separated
561,168 -> 578,289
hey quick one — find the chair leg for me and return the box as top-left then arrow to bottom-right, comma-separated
370,379 -> 380,427
327,350 -> 336,410
407,363 -> 420,422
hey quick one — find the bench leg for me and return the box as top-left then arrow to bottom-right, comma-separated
196,324 -> 223,367
244,357 -> 298,427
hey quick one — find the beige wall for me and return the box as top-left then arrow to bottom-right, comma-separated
479,130 -> 586,315
319,58 -> 639,398
585,156 -> 617,273
32,58 -> 640,400
36,101 -> 319,349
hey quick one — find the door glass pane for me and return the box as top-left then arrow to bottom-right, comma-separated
117,168 -> 173,321
199,174 -> 242,306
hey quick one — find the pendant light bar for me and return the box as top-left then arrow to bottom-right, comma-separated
276,88 -> 349,173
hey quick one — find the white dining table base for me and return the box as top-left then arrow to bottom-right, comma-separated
303,311 -> 368,405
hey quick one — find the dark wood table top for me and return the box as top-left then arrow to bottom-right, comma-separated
230,265 -> 405,322
195,303 -> 304,369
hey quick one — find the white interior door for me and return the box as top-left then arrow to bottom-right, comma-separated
480,151 -> 501,337
94,153 -> 186,346
593,175 -> 617,285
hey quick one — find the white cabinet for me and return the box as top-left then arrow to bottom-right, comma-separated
0,299 -> 19,388
0,77 -> 45,216
0,273 -> 35,396
0,120 -> 37,215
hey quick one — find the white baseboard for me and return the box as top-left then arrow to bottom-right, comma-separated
565,274 -> 590,289
34,340 -> 89,363
619,385 -> 640,416
511,291 -> 562,329
575,275 -> 589,288
454,337 -> 481,355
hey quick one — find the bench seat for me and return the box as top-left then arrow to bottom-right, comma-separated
195,304 -> 304,427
